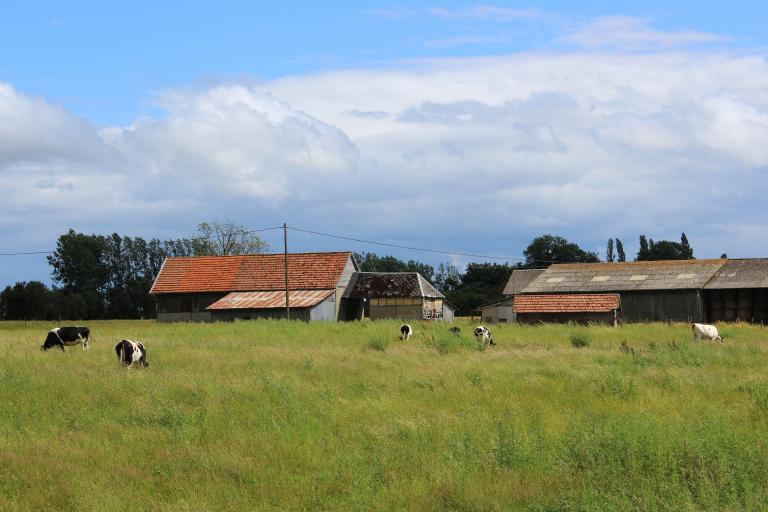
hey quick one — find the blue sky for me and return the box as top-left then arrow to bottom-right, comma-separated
1,1 -> 768,287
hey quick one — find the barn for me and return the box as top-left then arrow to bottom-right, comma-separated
514,293 -> 620,325
343,272 -> 455,322
517,258 -> 768,324
150,252 -> 357,322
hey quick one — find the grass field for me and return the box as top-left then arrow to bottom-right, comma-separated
2,319 -> 768,511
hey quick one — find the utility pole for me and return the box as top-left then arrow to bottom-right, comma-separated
283,222 -> 290,320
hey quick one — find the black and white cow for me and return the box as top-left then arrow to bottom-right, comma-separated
474,326 -> 495,346
41,326 -> 90,351
115,339 -> 149,368
400,324 -> 413,341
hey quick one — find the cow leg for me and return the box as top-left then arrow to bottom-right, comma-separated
58,341 -> 65,352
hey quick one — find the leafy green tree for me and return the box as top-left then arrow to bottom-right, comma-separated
444,263 -> 513,315
521,235 -> 600,267
47,229 -> 108,319
636,233 -> 695,261
606,238 -> 615,262
0,281 -> 57,320
616,238 -> 626,262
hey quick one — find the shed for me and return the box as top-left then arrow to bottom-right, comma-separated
149,252 -> 357,322
343,272 -> 454,322
514,294 -> 620,325
520,260 -> 726,323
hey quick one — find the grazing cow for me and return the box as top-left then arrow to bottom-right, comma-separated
449,326 -> 461,335
692,323 -> 723,342
400,324 -> 413,341
474,326 -> 495,346
115,339 -> 149,368
41,326 -> 90,352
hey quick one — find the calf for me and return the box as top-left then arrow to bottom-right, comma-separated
692,323 -> 722,342
115,339 -> 149,368
400,324 -> 413,341
474,326 -> 495,346
41,326 -> 90,352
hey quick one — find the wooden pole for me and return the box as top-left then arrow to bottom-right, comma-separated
284,223 -> 290,320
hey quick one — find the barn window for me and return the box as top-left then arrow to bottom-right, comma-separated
546,277 -> 564,283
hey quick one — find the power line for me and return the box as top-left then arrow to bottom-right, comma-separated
0,251 -> 53,256
288,226 -> 528,262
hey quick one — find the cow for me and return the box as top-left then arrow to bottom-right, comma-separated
41,326 -> 90,352
692,323 -> 723,342
400,324 -> 413,341
115,339 -> 149,368
474,326 -> 495,346
449,326 -> 461,335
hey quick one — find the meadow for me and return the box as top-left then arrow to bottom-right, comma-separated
1,319 -> 768,511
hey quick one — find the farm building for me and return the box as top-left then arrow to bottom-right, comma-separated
343,272 -> 455,322
517,258 -> 768,324
150,252 -> 357,322
514,293 -> 620,325
479,269 -> 546,323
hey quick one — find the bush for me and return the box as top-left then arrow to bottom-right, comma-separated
570,333 -> 591,348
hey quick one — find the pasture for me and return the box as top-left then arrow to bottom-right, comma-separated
1,319 -> 768,511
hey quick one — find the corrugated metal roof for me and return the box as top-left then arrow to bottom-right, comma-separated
150,252 -> 352,294
514,294 -> 620,313
704,259 -> 768,289
206,289 -> 335,310
502,269 -> 546,295
344,272 -> 444,299
521,259 -> 726,293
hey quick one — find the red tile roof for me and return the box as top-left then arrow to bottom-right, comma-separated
514,293 -> 620,313
206,290 -> 335,310
150,252 -> 352,294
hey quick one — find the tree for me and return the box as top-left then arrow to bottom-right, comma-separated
192,221 -> 269,256
47,229 -> 108,319
606,238 -> 615,262
637,235 -> 651,261
616,238 -> 626,262
353,252 -> 434,281
636,233 -> 695,261
444,263 -> 513,316
521,235 -> 600,267
0,281 -> 57,320
720,253 -> 728,259
434,262 -> 462,293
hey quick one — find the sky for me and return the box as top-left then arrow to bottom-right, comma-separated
1,1 -> 768,288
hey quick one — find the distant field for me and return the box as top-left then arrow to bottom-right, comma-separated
1,319 -> 768,511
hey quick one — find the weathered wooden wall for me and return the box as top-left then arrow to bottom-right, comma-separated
619,290 -> 704,323
706,289 -> 768,323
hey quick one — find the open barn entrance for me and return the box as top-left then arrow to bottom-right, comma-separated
705,289 -> 768,323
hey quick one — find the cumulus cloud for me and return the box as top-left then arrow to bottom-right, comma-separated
2,30 -> 768,287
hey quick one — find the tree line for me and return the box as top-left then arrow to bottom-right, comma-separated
2,228 -> 705,320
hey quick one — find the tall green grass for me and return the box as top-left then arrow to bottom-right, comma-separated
1,319 -> 767,510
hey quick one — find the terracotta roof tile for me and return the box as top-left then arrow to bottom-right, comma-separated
206,290 -> 335,310
514,293 -> 620,313
150,252 -> 352,294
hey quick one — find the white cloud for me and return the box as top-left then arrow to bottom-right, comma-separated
3,31 -> 768,287
561,16 -> 731,49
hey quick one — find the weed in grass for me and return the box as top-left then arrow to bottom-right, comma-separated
570,333 -> 590,348
302,354 -> 314,370
466,369 -> 483,388
364,335 -> 389,352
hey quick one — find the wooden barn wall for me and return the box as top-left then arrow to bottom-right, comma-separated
156,292 -> 227,322
517,311 -> 615,325
619,290 -> 704,323
705,289 -> 768,323
309,295 -> 337,322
